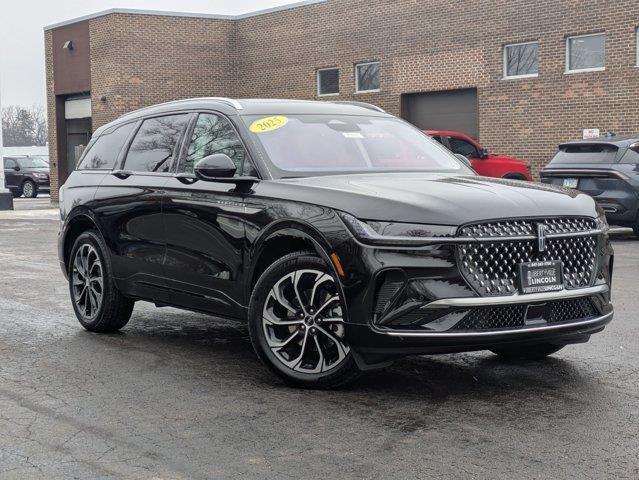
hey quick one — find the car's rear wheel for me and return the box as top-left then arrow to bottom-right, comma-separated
69,230 -> 134,332
22,180 -> 37,198
248,251 -> 361,389
491,343 -> 565,360
503,173 -> 527,181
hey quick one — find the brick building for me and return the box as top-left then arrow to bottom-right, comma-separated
45,0 -> 639,202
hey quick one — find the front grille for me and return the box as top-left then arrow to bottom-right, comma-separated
457,218 -> 599,296
450,297 -> 599,332
458,217 -> 597,238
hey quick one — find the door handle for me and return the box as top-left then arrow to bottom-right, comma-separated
112,170 -> 134,179
175,173 -> 198,185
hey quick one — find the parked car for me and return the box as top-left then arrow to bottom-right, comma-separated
426,130 -> 532,180
58,98 -> 613,388
3,156 -> 51,198
540,136 -> 639,236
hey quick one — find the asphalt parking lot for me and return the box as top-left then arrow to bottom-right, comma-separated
0,201 -> 638,479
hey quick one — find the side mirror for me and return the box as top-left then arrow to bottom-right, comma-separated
194,154 -> 236,181
479,148 -> 489,159
14,166 -> 21,171
454,153 -> 473,169
630,142 -> 639,153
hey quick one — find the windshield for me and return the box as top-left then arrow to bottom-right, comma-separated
17,157 -> 49,168
241,114 -> 468,177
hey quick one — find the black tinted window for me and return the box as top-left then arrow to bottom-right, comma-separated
550,144 -> 618,164
78,122 -> 136,170
124,115 -> 189,172
448,137 -> 479,158
182,113 -> 254,176
317,69 -> 339,95
4,158 -> 17,169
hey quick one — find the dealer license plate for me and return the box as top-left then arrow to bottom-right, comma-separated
562,178 -> 579,188
519,260 -> 563,294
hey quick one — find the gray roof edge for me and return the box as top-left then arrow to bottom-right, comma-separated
44,0 -> 327,31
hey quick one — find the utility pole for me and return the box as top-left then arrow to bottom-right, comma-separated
0,70 -> 15,210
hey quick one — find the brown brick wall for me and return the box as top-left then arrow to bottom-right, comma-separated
46,0 -> 639,202
89,13 -> 237,130
44,30 -> 59,202
234,0 -> 639,175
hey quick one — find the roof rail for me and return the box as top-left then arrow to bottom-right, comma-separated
330,101 -> 385,113
119,97 -> 243,119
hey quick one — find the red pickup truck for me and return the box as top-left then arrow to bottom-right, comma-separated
426,130 -> 532,181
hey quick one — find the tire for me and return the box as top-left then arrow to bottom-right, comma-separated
503,173 -> 527,181
11,190 -> 21,198
248,251 -> 361,389
68,230 -> 134,332
21,180 -> 38,198
491,343 -> 565,360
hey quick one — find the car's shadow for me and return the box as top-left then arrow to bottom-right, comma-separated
73,303 -> 601,413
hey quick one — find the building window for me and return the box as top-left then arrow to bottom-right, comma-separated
566,33 -> 605,73
503,42 -> 539,78
317,68 -> 339,96
355,62 -> 380,92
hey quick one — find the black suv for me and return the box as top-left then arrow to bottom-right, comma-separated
3,156 -> 51,198
541,136 -> 639,236
58,98 -> 613,388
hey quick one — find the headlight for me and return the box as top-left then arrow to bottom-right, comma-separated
33,172 -> 48,179
338,212 -> 456,246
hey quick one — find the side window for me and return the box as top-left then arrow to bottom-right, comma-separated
78,122 -> 136,170
431,135 -> 443,144
181,113 -> 255,176
124,114 -> 189,173
4,158 -> 17,169
620,147 -> 639,164
448,137 -> 479,158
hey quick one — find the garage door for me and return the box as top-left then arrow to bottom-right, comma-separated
402,88 -> 479,140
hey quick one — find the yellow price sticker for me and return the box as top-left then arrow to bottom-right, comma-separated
249,115 -> 289,133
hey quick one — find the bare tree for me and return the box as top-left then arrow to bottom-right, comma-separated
1,104 -> 48,146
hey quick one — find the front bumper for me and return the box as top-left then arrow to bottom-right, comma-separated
332,226 -> 613,366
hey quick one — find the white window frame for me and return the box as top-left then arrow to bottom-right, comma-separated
502,41 -> 539,80
355,61 -> 381,93
565,32 -> 606,74
316,67 -> 340,97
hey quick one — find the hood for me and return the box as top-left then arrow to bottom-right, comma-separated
258,173 -> 597,225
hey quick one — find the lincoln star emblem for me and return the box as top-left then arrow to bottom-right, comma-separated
537,223 -> 546,252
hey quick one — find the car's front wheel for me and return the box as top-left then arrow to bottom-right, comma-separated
491,343 -> 565,360
248,251 -> 361,389
22,180 -> 38,198
69,230 -> 134,332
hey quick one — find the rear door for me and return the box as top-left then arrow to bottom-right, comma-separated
162,111 -> 258,317
93,113 -> 191,303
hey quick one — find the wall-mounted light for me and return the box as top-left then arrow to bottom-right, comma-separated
63,40 -> 74,51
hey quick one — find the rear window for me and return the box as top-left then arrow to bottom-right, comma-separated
549,144 -> 618,164
79,122 -> 136,170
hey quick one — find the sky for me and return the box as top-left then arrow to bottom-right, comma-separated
0,0 -> 300,109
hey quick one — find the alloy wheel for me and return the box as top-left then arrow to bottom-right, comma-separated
262,269 -> 349,374
23,182 -> 34,198
72,244 -> 104,320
